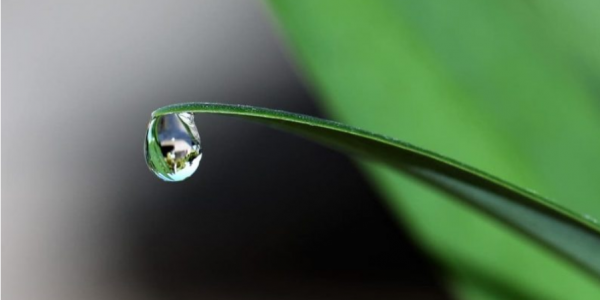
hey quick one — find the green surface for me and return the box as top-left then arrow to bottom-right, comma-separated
266,1 -> 600,299
153,102 -> 600,290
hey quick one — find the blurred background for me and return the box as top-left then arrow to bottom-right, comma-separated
3,1 -> 450,299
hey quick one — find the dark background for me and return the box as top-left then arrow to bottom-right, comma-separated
3,1 -> 449,299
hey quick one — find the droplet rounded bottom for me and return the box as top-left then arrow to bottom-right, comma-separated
144,112 -> 202,182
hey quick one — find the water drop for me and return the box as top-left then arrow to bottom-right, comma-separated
144,112 -> 202,182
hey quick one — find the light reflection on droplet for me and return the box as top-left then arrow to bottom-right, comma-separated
144,112 -> 202,182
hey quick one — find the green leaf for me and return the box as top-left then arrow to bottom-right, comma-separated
265,1 -> 600,299
153,102 -> 600,285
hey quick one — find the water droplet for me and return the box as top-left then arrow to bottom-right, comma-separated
144,112 -> 202,182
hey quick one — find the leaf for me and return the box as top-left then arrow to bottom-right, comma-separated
153,102 -> 600,284
265,1 -> 600,299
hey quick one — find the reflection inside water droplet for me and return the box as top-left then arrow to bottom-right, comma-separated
144,112 -> 202,182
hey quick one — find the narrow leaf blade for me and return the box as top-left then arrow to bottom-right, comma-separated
153,102 -> 600,280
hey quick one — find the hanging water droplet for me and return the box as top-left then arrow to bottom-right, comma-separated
144,112 -> 202,182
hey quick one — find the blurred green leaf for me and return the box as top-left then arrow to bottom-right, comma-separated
266,0 -> 600,299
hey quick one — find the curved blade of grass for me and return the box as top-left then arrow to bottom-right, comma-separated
153,102 -> 600,279
265,2 -> 600,298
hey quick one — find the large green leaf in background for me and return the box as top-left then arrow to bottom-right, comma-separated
267,1 -> 600,299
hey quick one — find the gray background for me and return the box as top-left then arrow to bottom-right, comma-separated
3,1 -> 448,299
